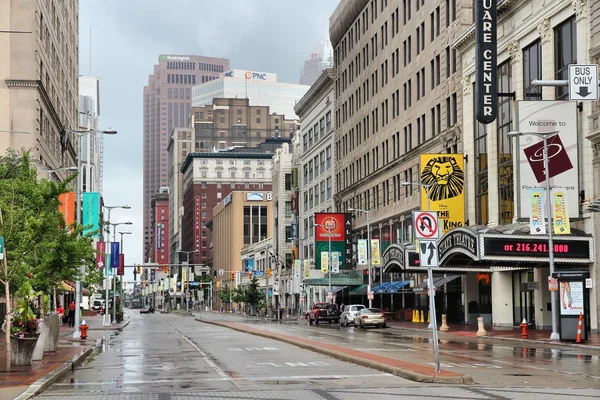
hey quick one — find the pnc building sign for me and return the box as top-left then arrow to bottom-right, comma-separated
475,0 -> 497,124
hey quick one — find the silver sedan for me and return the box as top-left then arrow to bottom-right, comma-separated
354,308 -> 387,328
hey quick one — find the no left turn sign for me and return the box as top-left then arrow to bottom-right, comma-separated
413,211 -> 440,240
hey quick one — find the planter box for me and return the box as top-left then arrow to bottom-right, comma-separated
44,314 -> 60,352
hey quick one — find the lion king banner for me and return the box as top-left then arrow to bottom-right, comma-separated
420,154 -> 465,234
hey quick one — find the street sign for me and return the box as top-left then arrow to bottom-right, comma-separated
253,270 -> 265,277
0,237 -> 4,260
548,277 -> 558,291
586,278 -> 593,289
413,211 -> 440,240
568,64 -> 598,101
367,291 -> 374,300
419,240 -> 439,268
218,269 -> 224,276
327,292 -> 333,300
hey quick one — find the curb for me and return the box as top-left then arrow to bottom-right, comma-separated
13,337 -> 104,400
196,318 -> 472,385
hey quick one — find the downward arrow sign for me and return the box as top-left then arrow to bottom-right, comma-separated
577,86 -> 591,97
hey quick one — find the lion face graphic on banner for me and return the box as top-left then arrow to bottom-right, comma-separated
420,156 -> 465,202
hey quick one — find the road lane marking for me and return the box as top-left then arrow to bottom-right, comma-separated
227,347 -> 279,352
166,322 -> 230,381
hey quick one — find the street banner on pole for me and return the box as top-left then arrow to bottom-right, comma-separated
82,192 -> 100,237
320,252 -> 329,273
528,188 -> 546,235
357,240 -> 368,265
58,192 -> 75,227
110,242 -> 119,268
117,254 -> 125,276
303,259 -> 310,278
96,241 -> 106,269
331,252 -> 340,272
371,239 -> 381,265
553,191 -> 571,234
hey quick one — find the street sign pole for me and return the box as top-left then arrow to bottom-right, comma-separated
414,210 -> 441,374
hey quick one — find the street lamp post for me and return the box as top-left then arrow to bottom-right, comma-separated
102,205 -> 130,327
118,231 -> 132,317
348,208 -> 373,308
64,128 -> 117,338
313,223 -> 334,303
508,130 -> 560,340
110,221 -> 132,324
178,250 -> 197,312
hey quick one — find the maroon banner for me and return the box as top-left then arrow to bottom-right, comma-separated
96,242 -> 106,269
117,254 -> 125,276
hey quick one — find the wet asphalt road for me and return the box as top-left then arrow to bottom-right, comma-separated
35,311 -> 600,399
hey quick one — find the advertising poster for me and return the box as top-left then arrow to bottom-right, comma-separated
303,259 -> 310,278
553,191 -> 571,235
371,239 -> 381,265
559,281 -> 584,316
314,213 -> 352,270
320,252 -> 329,273
82,192 -> 100,237
528,188 -> 546,235
517,101 -> 578,218
420,154 -> 465,233
357,240 -> 368,265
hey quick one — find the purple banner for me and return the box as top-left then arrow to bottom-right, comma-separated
111,242 -> 120,269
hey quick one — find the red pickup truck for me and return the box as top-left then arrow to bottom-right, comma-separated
308,302 -> 340,325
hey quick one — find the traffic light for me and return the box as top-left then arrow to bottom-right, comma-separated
164,266 -> 169,273
266,268 -> 271,278
248,271 -> 253,278
216,281 -> 221,288
137,266 -> 141,274
230,271 -> 235,280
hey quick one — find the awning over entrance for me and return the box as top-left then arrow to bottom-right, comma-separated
331,286 -> 347,294
303,271 -> 363,286
350,284 -> 368,295
63,281 -> 89,295
60,281 -> 74,292
381,223 -> 594,273
372,280 -> 410,294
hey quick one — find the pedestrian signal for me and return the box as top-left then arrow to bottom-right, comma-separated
248,271 -> 253,278
164,266 -> 169,273
216,281 -> 221,288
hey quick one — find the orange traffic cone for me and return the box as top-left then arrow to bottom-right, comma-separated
575,313 -> 583,343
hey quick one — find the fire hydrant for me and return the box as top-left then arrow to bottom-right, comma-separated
80,319 -> 89,340
520,318 -> 528,338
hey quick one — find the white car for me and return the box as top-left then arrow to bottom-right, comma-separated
340,304 -> 366,326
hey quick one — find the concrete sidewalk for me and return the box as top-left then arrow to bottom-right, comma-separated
0,313 -> 130,400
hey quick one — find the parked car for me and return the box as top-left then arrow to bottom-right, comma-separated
91,300 -> 105,312
140,306 -> 155,314
308,302 -> 340,325
354,308 -> 387,328
340,304 -> 366,326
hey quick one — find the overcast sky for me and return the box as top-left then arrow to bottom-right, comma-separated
79,0 -> 339,284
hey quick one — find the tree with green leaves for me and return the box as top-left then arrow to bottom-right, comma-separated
218,285 -> 232,311
0,152 -> 96,371
244,277 -> 262,316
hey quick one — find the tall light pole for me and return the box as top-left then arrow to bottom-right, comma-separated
508,130 -> 560,340
313,223 -> 334,303
102,205 -> 130,327
348,208 -> 373,307
118,231 -> 132,317
110,221 -> 132,324
179,250 -> 197,312
401,180 -> 439,372
65,128 -> 117,338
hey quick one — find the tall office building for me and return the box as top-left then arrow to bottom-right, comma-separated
143,54 -> 230,261
299,40 -> 334,86
0,0 -> 79,171
79,76 -> 103,194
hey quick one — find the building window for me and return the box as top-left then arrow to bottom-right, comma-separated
523,40 -> 542,100
326,111 -> 332,132
285,173 -> 292,190
554,17 -> 576,100
497,61 -> 514,225
285,201 -> 292,218
474,84 -> 488,225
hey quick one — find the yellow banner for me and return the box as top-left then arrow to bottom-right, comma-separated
371,239 -> 381,265
320,252 -> 329,273
553,191 -> 571,234
303,260 -> 310,278
182,267 -> 187,283
420,154 -> 465,233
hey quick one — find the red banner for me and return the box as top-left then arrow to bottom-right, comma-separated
117,253 -> 125,276
96,241 -> 106,269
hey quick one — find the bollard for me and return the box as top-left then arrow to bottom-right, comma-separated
476,316 -> 488,336
440,314 -> 450,331
520,318 -> 528,338
420,310 -> 424,323
412,309 -> 417,323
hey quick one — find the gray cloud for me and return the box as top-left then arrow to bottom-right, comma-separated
79,0 -> 338,281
